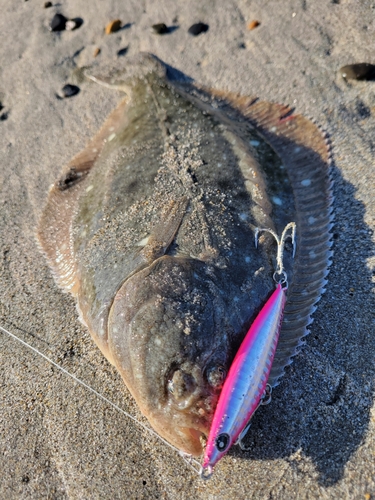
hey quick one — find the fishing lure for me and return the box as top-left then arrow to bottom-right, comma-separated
201,222 -> 296,478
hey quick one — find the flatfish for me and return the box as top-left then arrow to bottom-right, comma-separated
37,53 -> 332,457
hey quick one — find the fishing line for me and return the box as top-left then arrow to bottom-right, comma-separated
0,324 -> 202,475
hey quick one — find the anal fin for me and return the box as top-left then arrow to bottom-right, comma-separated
203,88 -> 333,386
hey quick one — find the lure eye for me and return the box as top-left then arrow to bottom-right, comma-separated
215,433 -> 230,452
207,365 -> 226,389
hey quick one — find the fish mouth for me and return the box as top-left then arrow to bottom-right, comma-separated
146,408 -> 210,457
176,427 -> 207,457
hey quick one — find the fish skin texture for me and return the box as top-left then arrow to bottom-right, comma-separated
37,53 -> 332,457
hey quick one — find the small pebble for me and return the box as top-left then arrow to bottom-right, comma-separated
49,13 -> 67,32
117,47 -> 128,57
93,47 -> 101,57
61,84 -> 80,98
44,1 -> 52,7
340,63 -> 375,81
105,19 -> 122,34
152,23 -> 169,34
65,18 -> 83,31
65,20 -> 77,31
247,20 -> 260,30
188,22 -> 209,36
356,100 -> 371,119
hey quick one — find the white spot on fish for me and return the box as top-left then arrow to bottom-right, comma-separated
294,147 -> 301,153
250,140 -> 260,147
239,213 -> 248,221
270,126 -> 277,132
245,256 -> 251,263
136,236 -> 149,247
109,126 -> 115,132
108,133 -> 116,142
308,216 -> 316,224
154,337 -> 162,346
272,196 -> 282,206
301,179 -> 311,187
217,163 -> 222,167
254,266 -> 265,277
309,250 -> 316,258
85,185 -> 94,192
92,148 -> 98,153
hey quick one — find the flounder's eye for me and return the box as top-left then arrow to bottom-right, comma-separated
215,433 -> 230,452
206,365 -> 226,389
167,368 -> 197,400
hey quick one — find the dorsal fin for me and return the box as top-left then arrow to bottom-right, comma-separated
36,97 -> 130,294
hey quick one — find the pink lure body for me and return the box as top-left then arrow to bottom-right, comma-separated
202,283 -> 286,471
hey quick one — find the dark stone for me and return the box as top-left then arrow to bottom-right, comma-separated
61,84 -> 80,98
44,1 -> 52,7
49,13 -> 67,32
340,63 -> 375,81
188,22 -> 209,36
152,23 -> 169,34
117,47 -> 129,57
356,100 -> 371,119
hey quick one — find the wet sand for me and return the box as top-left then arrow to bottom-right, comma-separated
0,1 -> 374,498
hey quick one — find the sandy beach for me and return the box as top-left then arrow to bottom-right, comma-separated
0,0 -> 375,498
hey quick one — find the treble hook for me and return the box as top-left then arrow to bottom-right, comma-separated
235,384 -> 273,451
254,222 -> 296,286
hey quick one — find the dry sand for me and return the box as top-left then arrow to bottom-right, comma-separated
0,0 -> 375,498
